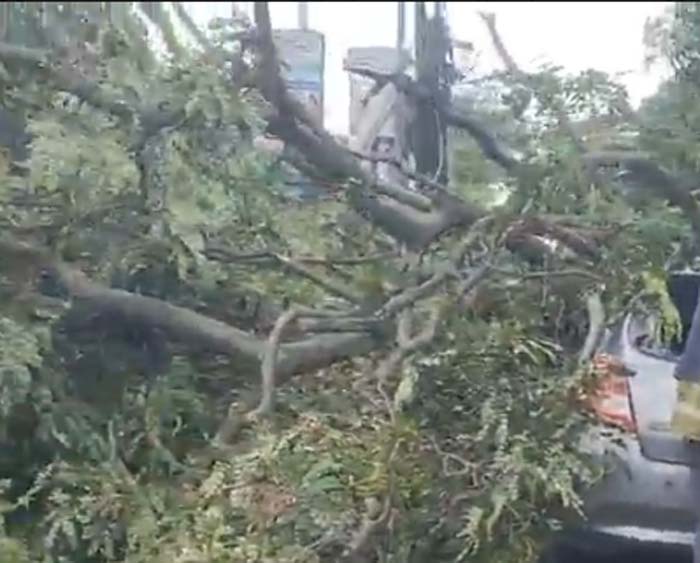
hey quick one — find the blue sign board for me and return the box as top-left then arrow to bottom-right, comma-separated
273,29 -> 325,129
273,29 -> 326,199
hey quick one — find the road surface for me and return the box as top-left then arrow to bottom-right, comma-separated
544,542 -> 691,562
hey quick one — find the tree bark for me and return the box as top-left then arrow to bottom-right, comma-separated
0,237 -> 381,382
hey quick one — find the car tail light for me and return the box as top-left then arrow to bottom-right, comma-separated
584,353 -> 638,434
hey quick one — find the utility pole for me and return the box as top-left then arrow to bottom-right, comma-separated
397,1 -> 405,51
298,1 -> 308,30
435,1 -> 447,19
410,1 -> 450,185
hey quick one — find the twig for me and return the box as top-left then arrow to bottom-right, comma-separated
295,252 -> 398,266
170,2 -> 221,62
379,271 -> 453,317
375,307 -> 441,383
298,317 -> 388,335
605,289 -> 650,328
204,247 -> 363,304
274,254 -> 363,304
583,151 -> 700,240
344,497 -> 392,562
343,441 -> 400,562
398,307 -> 441,349
478,11 -> 585,153
457,261 -> 494,296
578,291 -> 605,366
214,306 -> 358,442
428,435 -> 475,478
249,307 -> 302,418
493,267 -> 604,283
371,305 -> 443,425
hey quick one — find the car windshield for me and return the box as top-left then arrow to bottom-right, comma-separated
633,272 -> 700,358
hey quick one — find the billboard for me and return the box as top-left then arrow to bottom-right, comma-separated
271,29 -> 326,200
345,47 -> 411,186
273,29 -> 325,129
346,47 -> 409,137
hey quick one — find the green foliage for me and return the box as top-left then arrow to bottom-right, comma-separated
642,270 -> 683,344
0,3 -> 697,563
641,4 -> 700,174
409,313 -> 598,562
0,537 -> 32,563
0,317 -> 40,428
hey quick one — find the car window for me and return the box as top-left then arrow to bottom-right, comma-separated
631,273 -> 700,358
666,273 -> 700,355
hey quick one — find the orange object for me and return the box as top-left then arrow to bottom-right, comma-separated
584,354 -> 638,433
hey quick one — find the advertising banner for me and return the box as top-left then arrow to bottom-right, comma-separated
273,29 -> 325,129
346,47 -> 408,137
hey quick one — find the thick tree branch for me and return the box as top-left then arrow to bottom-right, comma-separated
0,237 -> 380,382
0,42 -> 47,65
0,41 -> 137,122
476,16 -> 700,243
372,182 -> 434,211
254,2 -> 625,262
252,5 -> 490,249
269,107 -> 483,250
350,149 -> 454,195
583,151 -> 700,238
441,108 -> 522,170
253,2 -> 328,139
507,217 -> 601,260
344,65 -> 520,172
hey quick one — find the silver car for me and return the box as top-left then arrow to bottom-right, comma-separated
541,271 -> 700,562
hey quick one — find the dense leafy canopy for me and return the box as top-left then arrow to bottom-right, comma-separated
0,2 -> 697,562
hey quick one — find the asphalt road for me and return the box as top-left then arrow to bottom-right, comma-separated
549,546 -> 691,563
542,532 -> 692,563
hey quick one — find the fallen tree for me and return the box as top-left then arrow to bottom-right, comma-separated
0,2 -> 697,562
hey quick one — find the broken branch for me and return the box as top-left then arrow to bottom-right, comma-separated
0,237 -> 381,382
579,292 -> 605,365
478,11 -> 585,153
583,151 -> 700,239
204,247 -> 363,304
344,65 -> 520,172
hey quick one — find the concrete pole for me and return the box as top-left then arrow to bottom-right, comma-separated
397,1 -> 405,51
435,1 -> 447,19
298,1 -> 308,30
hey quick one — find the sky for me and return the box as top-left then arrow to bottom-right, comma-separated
182,1 -> 673,135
